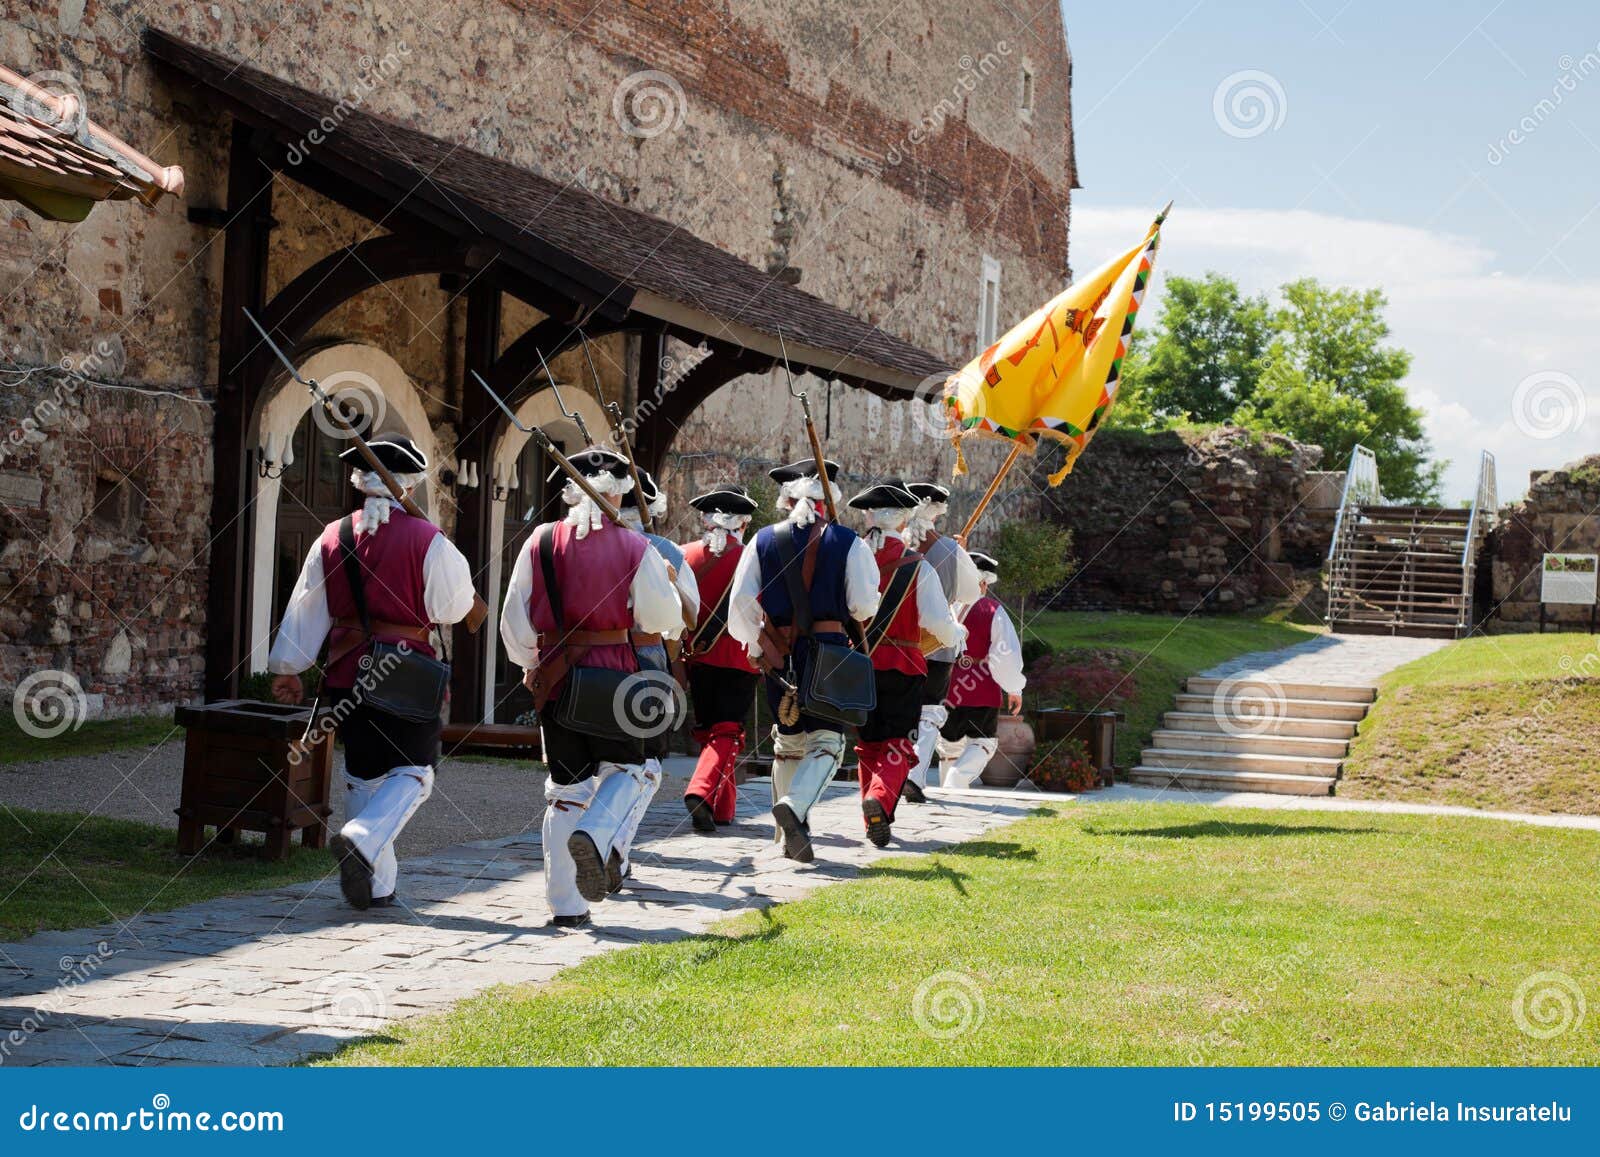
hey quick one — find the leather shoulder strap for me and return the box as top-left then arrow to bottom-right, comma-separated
774,521 -> 815,636
338,515 -> 373,638
537,523 -> 564,630
864,552 -> 920,655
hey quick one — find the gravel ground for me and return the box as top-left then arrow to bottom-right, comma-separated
0,741 -> 712,858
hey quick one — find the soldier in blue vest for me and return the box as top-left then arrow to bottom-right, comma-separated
726,458 -> 882,862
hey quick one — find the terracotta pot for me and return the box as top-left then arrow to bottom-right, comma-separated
981,714 -> 1037,788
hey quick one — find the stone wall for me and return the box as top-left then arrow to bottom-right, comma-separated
0,0 -> 1074,712
1037,427 -> 1330,614
1487,456 -> 1600,629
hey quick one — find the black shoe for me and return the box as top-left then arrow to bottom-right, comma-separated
369,893 -> 399,910
685,794 -> 717,833
328,834 -> 373,911
900,779 -> 927,804
771,802 -> 815,863
568,831 -> 610,903
606,848 -> 626,894
863,799 -> 892,848
549,912 -> 591,929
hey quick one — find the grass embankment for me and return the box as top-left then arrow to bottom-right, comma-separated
329,801 -> 1600,1066
1023,611 -> 1318,765
1342,633 -> 1600,815
0,808 -> 332,941
0,714 -> 177,765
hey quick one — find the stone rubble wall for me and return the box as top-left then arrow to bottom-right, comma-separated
1487,457 -> 1600,629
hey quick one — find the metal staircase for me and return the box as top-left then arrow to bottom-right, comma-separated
1325,448 -> 1496,639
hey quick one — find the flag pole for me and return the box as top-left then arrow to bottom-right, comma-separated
958,441 -> 1025,541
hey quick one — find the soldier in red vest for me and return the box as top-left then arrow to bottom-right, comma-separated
500,448 -> 683,927
269,437 -> 478,911
679,483 -> 761,831
848,480 -> 965,846
937,550 -> 1027,789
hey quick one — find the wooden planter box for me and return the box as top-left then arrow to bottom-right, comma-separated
1031,708 -> 1123,788
173,700 -> 334,860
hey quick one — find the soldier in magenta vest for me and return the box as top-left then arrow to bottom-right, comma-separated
609,467 -> 697,885
500,448 -> 683,927
937,550 -> 1026,789
899,481 -> 982,804
726,458 -> 881,862
679,483 -> 760,831
848,480 -> 965,846
269,437 -> 478,911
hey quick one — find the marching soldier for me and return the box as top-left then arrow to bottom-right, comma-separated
609,467 -> 698,884
269,437 -> 478,911
679,483 -> 761,831
500,447 -> 683,927
726,458 -> 882,862
937,550 -> 1026,789
849,480 -> 965,847
899,481 -> 982,804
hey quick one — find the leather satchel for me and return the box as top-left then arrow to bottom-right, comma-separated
337,516 -> 451,724
775,522 -> 875,728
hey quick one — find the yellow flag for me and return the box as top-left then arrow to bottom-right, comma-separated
946,206 -> 1168,484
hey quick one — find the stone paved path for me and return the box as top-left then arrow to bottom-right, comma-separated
0,769 -> 1032,1067
1200,631 -> 1449,687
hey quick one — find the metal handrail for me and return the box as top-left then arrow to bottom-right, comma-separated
1325,444 -> 1381,564
1457,450 -> 1497,631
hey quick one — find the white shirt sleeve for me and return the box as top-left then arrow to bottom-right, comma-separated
844,537 -> 883,621
987,602 -> 1027,695
268,545 -> 331,675
423,534 -> 477,626
631,545 -> 682,635
670,559 -> 701,638
499,539 -> 541,671
913,559 -> 965,649
949,541 -> 983,608
726,543 -> 766,661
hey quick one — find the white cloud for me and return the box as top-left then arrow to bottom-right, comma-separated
1071,204 -> 1600,501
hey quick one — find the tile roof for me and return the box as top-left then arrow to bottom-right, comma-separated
0,66 -> 183,222
144,29 -> 950,394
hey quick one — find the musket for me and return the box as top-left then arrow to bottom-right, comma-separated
777,330 -> 837,522
535,346 -> 594,445
576,329 -> 656,535
243,309 -> 490,634
468,370 -> 628,529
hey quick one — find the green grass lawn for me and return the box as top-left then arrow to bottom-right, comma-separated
1342,633 -> 1600,815
1023,611 -> 1319,765
328,801 -> 1599,1066
0,714 -> 178,766
0,808 -> 333,941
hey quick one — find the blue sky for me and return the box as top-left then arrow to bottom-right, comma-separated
1063,0 -> 1600,500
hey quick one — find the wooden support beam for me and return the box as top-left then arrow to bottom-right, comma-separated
449,281 -> 502,724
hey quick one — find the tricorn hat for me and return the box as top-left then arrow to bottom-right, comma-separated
622,468 -> 663,510
546,445 -> 630,482
969,550 -> 999,574
339,435 -> 427,474
769,457 -> 841,483
907,481 -> 951,503
690,483 -> 758,516
846,478 -> 921,510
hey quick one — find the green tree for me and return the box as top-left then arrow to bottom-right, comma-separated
1118,272 -> 1271,423
993,520 -> 1076,630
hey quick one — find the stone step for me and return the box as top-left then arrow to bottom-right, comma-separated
1140,747 -> 1346,777
1184,677 -> 1375,704
1125,766 -> 1338,796
1160,710 -> 1359,740
1327,619 -> 1463,640
1357,505 -> 1471,521
1149,728 -> 1350,759
1171,692 -> 1369,722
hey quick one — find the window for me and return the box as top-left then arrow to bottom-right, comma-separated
92,472 -> 145,537
1019,59 -> 1036,123
978,255 -> 1002,347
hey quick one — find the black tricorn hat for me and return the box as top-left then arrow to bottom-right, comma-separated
690,483 -> 758,516
969,550 -> 999,574
846,478 -> 921,510
622,469 -> 663,510
546,446 -> 630,482
907,481 -> 951,503
340,435 -> 427,474
769,457 -> 841,483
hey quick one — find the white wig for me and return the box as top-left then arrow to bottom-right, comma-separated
776,474 -> 843,528
861,505 -> 915,550
906,499 -> 948,544
561,471 -> 634,539
700,510 -> 751,555
350,469 -> 425,535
